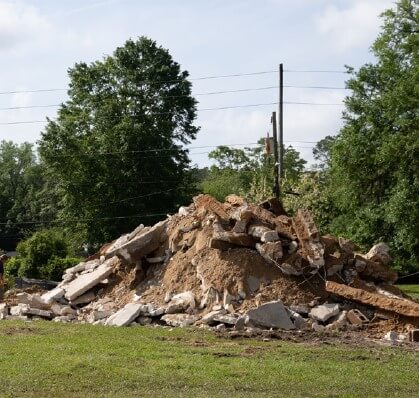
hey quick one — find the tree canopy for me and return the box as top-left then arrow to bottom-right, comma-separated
39,37 -> 199,246
326,0 -> 418,272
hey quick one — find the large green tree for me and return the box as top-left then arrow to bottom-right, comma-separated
39,37 -> 198,246
327,0 -> 418,272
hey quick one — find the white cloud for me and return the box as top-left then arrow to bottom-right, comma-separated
315,0 -> 394,52
0,1 -> 50,50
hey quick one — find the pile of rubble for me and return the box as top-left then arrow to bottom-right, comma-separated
1,194 -> 418,342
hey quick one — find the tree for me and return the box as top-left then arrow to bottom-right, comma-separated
312,135 -> 336,170
39,37 -> 198,246
202,143 -> 307,203
327,0 -> 418,272
0,141 -> 56,250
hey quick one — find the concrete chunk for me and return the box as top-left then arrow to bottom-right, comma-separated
245,300 -> 295,330
106,220 -> 168,262
105,303 -> 143,326
70,290 -> 96,306
64,256 -> 117,301
309,304 -> 340,322
41,287 -> 65,304
161,313 -> 198,327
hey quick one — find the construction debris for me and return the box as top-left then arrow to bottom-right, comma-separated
1,194 -> 418,343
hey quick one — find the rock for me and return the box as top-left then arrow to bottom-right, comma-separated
248,224 -> 279,243
279,262 -> 303,276
136,316 -> 152,326
234,316 -> 246,331
149,307 -> 166,317
146,256 -> 166,264
289,305 -> 309,316
41,287 -> 65,304
16,293 -> 50,310
287,309 -> 308,330
309,304 -> 340,323
356,254 -> 398,284
245,300 -> 295,330
161,313 -> 198,327
0,303 -> 8,319
325,311 -> 347,330
166,291 -> 195,314
338,237 -> 358,254
216,324 -> 226,332
327,263 -> 343,276
64,256 -> 117,301
365,243 -> 392,265
70,291 -> 96,306
312,322 -> 325,332
212,314 -> 238,325
51,303 -> 77,317
199,287 -> 220,309
105,303 -> 144,327
210,231 -> 256,249
223,289 -> 234,307
288,240 -> 298,254
201,310 -> 227,324
256,242 -> 283,263
247,276 -> 260,293
11,304 -> 53,319
178,206 -> 190,216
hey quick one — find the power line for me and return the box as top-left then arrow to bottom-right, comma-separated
0,70 -> 279,96
0,212 -> 169,226
285,69 -> 349,74
0,83 -> 349,99
0,101 -> 344,125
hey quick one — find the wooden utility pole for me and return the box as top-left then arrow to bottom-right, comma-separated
279,63 -> 284,181
271,112 -> 280,198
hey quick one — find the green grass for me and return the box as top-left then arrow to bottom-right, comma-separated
397,284 -> 419,299
0,321 -> 417,398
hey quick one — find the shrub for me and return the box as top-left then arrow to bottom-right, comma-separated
13,229 -> 75,279
42,256 -> 82,281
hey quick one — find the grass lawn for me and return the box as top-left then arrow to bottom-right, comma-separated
397,284 -> 419,300
0,321 -> 417,398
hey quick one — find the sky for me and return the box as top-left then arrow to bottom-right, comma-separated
0,0 -> 395,167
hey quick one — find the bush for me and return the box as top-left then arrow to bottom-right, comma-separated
13,229 -> 76,279
42,256 -> 82,281
4,257 -> 21,277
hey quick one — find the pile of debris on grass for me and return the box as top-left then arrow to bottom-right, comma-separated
1,194 -> 418,343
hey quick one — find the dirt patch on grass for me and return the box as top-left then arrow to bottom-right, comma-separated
0,325 -> 38,336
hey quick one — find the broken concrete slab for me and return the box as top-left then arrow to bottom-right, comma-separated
161,313 -> 198,327
41,287 -> 65,304
309,304 -> 340,323
106,220 -> 168,263
16,292 -> 50,310
105,303 -> 144,327
245,301 -> 295,330
70,290 -> 96,306
64,256 -> 118,301
326,281 -> 419,318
